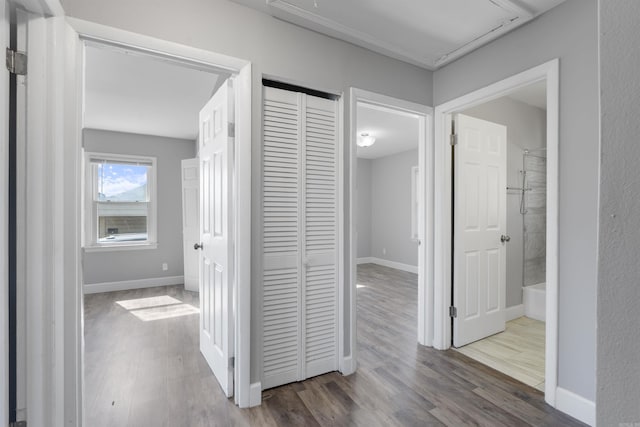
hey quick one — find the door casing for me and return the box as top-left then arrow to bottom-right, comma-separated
433,59 -> 559,406
348,88 -> 434,371
24,17 -> 254,426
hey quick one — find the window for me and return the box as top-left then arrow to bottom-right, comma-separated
84,152 -> 157,250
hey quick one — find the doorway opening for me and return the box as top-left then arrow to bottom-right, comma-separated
433,59 -> 559,405
452,80 -> 548,393
348,88 -> 433,370
80,41 -> 235,425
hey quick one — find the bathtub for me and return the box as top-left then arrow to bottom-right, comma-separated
524,283 -> 546,322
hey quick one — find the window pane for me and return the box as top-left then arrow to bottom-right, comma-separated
96,162 -> 148,202
97,202 -> 148,242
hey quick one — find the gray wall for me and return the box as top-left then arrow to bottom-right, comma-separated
463,97 -> 547,308
62,0 -> 433,382
356,158 -> 372,258
82,129 -> 196,285
435,0 -> 598,402
597,0 -> 640,424
369,149 -> 419,267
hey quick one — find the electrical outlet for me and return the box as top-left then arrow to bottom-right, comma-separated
162,263 -> 168,271
382,248 -> 386,256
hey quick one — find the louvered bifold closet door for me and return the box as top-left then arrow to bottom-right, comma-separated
262,87 -> 302,389
302,94 -> 339,378
261,86 -> 339,390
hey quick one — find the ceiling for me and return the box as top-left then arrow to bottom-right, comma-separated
507,80 -> 547,110
84,45 -> 229,140
356,104 -> 419,159
230,0 -> 565,70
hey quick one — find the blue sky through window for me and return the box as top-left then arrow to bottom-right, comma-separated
97,163 -> 148,201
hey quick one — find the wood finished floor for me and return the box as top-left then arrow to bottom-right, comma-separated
84,265 -> 585,426
454,316 -> 546,391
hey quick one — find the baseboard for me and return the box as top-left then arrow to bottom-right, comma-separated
340,355 -> 356,376
358,257 -> 418,274
84,275 -> 185,294
505,304 -> 525,321
249,382 -> 262,407
555,387 -> 595,426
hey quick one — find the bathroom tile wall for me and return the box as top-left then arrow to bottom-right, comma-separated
524,155 -> 547,286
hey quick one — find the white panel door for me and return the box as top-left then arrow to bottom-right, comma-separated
453,114 -> 507,348
182,158 -> 199,292
198,79 -> 234,396
302,94 -> 338,378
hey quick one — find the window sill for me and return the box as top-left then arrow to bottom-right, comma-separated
83,242 -> 158,253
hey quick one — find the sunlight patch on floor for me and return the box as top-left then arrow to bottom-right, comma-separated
116,295 -> 199,321
130,303 -> 199,321
116,295 -> 182,310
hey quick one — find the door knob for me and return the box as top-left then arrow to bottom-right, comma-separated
500,235 -> 511,243
194,242 -> 203,250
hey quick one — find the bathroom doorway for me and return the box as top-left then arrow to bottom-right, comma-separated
432,60 -> 559,403
452,80 -> 548,391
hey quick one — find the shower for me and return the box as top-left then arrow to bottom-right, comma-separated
507,147 -> 547,288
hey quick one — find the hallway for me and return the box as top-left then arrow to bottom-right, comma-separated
83,267 -> 584,426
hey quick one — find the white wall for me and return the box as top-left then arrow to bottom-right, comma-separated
370,149 -> 419,267
356,158 -> 372,258
463,97 -> 546,308
82,129 -> 196,287
597,0 -> 640,424
435,0 -> 598,402
357,151 -> 419,268
61,0 -> 433,383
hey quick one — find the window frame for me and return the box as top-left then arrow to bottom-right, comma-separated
83,151 -> 158,252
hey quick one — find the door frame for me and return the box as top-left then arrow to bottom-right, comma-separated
348,88 -> 434,368
0,0 -> 8,423
26,16 -> 253,425
433,59 -> 559,405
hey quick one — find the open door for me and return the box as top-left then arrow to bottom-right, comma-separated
182,158 -> 199,292
453,114 -> 507,347
197,79 -> 234,396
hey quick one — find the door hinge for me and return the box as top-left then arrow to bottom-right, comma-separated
449,306 -> 457,318
10,421 -> 27,427
450,133 -> 458,146
229,356 -> 235,369
6,48 -> 27,75
228,122 -> 235,138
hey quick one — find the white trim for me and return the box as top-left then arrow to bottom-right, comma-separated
0,0 -> 8,424
337,95 -> 346,377
341,355 -> 355,376
433,59 -> 560,407
83,276 -> 185,294
67,17 -> 247,73
249,382 -> 262,407
83,242 -> 158,253
504,304 -> 525,322
555,387 -> 596,427
233,63 -> 253,408
357,257 -> 419,274
349,88 -> 434,359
